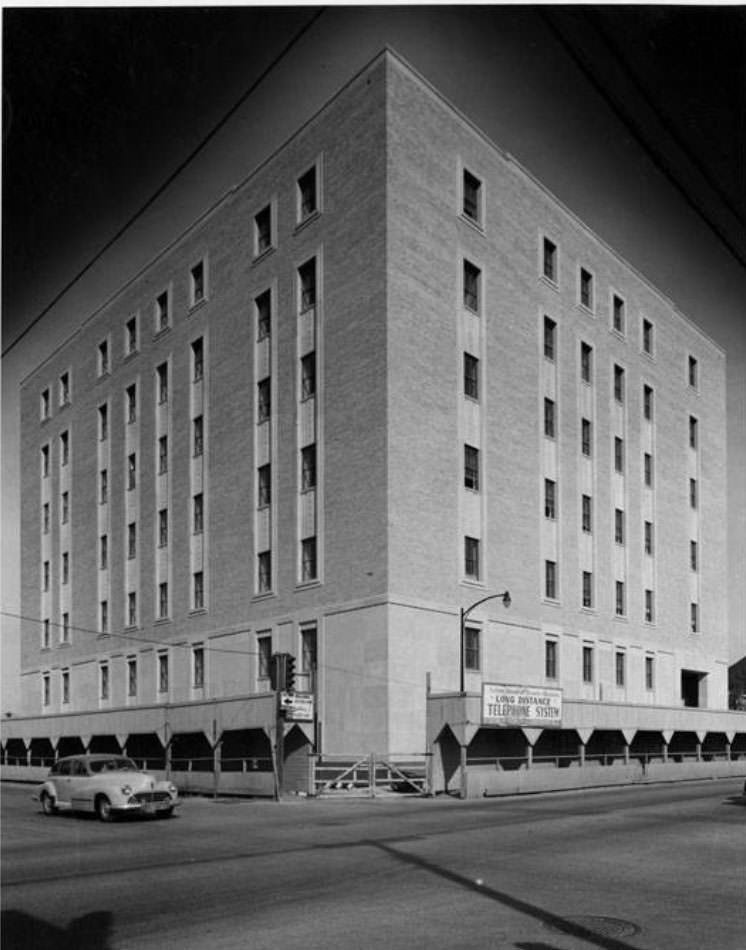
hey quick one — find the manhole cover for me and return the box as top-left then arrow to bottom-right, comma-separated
544,916 -> 641,939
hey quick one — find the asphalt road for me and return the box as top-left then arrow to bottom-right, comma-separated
2,778 -> 745,950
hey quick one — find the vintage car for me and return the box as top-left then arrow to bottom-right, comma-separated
35,754 -> 179,821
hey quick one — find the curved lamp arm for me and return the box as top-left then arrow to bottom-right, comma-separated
460,590 -> 511,695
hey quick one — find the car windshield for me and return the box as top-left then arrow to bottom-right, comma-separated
88,758 -> 139,774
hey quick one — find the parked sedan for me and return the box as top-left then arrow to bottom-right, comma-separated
35,754 -> 179,821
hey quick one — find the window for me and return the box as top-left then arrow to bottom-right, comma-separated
543,316 -> 556,361
298,166 -> 317,219
257,378 -> 271,423
544,479 -> 556,519
301,352 -> 316,400
257,465 -> 271,508
100,663 -> 109,701
688,355 -> 698,388
61,552 -> 69,585
193,416 -> 204,457
257,551 -> 272,593
61,492 -> 69,524
580,268 -> 593,309
643,384 -> 653,421
126,316 -> 138,354
582,494 -> 592,534
582,645 -> 593,683
99,404 -> 108,440
43,560 -> 50,591
301,626 -> 318,676
62,669 -> 70,704
128,591 -> 137,627
545,640 -> 558,680
581,418 -> 592,456
255,204 -> 272,255
615,581 -> 625,617
615,651 -> 625,687
463,260 -> 480,312
690,603 -> 699,633
689,416 -> 698,450
645,656 -> 655,690
128,522 -> 137,560
463,169 -> 482,223
463,353 -> 479,400
41,445 -> 50,477
158,653 -> 169,693
256,289 -> 271,340
193,495 -> 203,534
61,612 -> 70,643
100,534 -> 108,570
544,398 -> 556,439
464,445 -> 479,491
257,635 -> 271,679
465,537 -> 480,580
642,318 -> 654,355
157,363 -> 168,404
193,572 -> 204,610
156,290 -> 170,331
159,582 -> 169,619
43,673 -> 50,707
582,571 -> 593,608
613,364 -> 625,403
42,502 -> 50,534
644,521 -> 654,555
128,657 -> 137,697
128,454 -> 136,490
159,508 -> 168,547
542,237 -> 557,282
614,508 -> 625,545
100,469 -> 108,505
155,435 -> 167,475
190,260 -> 205,305
192,337 -> 204,381
614,437 -> 624,473
612,294 -> 625,333
59,372 -> 70,407
644,452 -> 653,487
100,600 -> 109,634
127,384 -> 137,423
464,627 -> 480,671
98,340 -> 109,376
41,388 -> 51,420
690,477 -> 698,509
690,540 -> 698,572
193,645 -> 205,689
580,342 -> 593,383
645,589 -> 655,623
301,537 -> 317,582
301,444 -> 317,491
60,431 -> 69,466
545,560 -> 557,600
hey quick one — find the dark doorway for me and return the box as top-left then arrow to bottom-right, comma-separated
681,670 -> 704,707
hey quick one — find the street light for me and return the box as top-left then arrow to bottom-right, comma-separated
460,590 -> 511,695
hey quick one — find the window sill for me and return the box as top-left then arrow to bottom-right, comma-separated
612,615 -> 628,623
542,598 -> 561,607
294,209 -> 321,235
460,579 -> 486,591
579,607 -> 597,616
296,579 -> 321,591
539,275 -> 559,293
153,326 -> 172,342
188,608 -> 208,617
251,591 -> 276,603
96,372 -> 111,382
459,212 -> 485,235
609,328 -> 626,342
124,350 -> 139,363
154,617 -> 172,626
252,245 -> 276,266
577,303 -> 595,317
189,298 -> 207,315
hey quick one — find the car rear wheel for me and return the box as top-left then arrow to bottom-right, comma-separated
95,795 -> 113,822
40,792 -> 57,816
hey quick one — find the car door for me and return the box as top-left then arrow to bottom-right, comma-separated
69,757 -> 93,811
51,759 -> 73,807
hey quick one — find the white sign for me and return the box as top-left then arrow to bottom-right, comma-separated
280,691 -> 315,722
482,683 -> 562,727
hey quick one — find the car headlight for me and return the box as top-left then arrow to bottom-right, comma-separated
168,784 -> 177,796
120,784 -> 133,796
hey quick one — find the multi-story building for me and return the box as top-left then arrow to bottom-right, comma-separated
5,50 -> 742,795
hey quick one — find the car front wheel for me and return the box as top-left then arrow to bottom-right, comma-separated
40,792 -> 57,816
95,795 -> 113,822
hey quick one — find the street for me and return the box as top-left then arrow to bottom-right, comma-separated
2,778 -> 745,950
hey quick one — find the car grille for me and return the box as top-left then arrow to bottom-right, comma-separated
131,791 -> 172,804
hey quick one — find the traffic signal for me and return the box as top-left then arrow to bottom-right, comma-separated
269,652 -> 285,691
285,654 -> 296,692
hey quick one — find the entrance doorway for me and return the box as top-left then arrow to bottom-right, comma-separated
681,670 -> 706,708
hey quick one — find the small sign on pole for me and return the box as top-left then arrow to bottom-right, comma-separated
279,691 -> 315,722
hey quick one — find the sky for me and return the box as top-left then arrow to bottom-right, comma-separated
2,5 -> 745,710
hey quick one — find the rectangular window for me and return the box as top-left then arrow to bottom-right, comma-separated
255,205 -> 272,255
41,388 -> 51,420
193,416 -> 204,457
43,560 -> 50,591
60,431 -> 69,466
301,626 -> 318,676
190,260 -> 205,305
463,169 -> 482,223
465,537 -> 480,580
298,166 -> 317,219
62,669 -> 70,704
545,560 -> 557,600
158,435 -> 168,474
157,363 -> 168,404
301,444 -> 317,491
614,364 -> 625,403
688,355 -> 698,388
100,600 -> 109,634
615,581 -> 625,617
301,537 -> 318,583
128,454 -> 136,490
128,522 -> 137,560
192,337 -> 204,381
463,260 -> 480,312
580,342 -> 593,383
580,267 -> 593,309
690,603 -> 699,633
299,258 -> 316,311
581,418 -> 592,456
257,465 -> 271,508
159,582 -> 169,619
100,469 -> 108,505
128,658 -> 137,697
193,571 -> 204,610
43,673 -> 51,706
41,445 -> 50,477
193,494 -> 203,534
156,290 -> 170,331
544,398 -> 556,439
644,452 -> 653,487
615,651 -> 625,687
59,372 -> 70,407
543,315 -> 556,360
127,384 -> 137,423
582,494 -> 592,533
545,640 -> 557,680
643,384 -> 653,421
463,352 -> 479,400
61,612 -> 70,643
615,508 -> 625,545
257,634 -> 271,679
690,540 -> 698,572
301,352 -> 316,400
98,340 -> 109,376
43,502 -> 50,534
612,294 -> 625,334
257,551 -> 272,593
645,656 -> 655,690
100,663 -> 109,701
644,521 -> 654,555
100,534 -> 108,570
642,318 -> 654,355
464,627 -> 480,671
582,645 -> 593,683
543,237 -> 557,282
582,571 -> 593,608
128,591 -> 137,628
158,653 -> 169,693
99,404 -> 108,440
61,491 -> 69,524
689,416 -> 698,450
464,444 -> 480,491
690,477 -> 698,509
256,289 -> 271,340
193,645 -> 205,689
257,378 -> 271,423
126,316 -> 138,354
645,589 -> 655,623
159,508 -> 168,546
614,437 -> 624,473
544,479 -> 556,519
61,552 -> 69,585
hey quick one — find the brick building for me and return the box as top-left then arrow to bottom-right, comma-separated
5,50 -> 742,794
